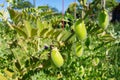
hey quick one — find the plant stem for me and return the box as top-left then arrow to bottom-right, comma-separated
101,0 -> 106,9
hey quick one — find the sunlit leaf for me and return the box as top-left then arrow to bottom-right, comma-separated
0,74 -> 7,80
13,26 -> 27,38
4,68 -> 13,78
24,20 -> 32,38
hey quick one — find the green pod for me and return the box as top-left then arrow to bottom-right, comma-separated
76,45 -> 83,57
75,19 -> 87,40
51,47 -> 64,67
98,10 -> 109,29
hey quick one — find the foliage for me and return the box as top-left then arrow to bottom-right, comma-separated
6,0 -> 34,9
0,0 -> 120,80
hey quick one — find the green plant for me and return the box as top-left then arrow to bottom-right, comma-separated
0,0 -> 120,80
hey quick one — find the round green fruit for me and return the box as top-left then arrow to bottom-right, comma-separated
51,47 -> 64,67
98,10 -> 109,29
75,19 -> 87,40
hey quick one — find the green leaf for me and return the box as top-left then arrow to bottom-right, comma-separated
85,37 -> 90,48
31,28 -> 38,37
0,74 -> 7,80
24,20 -> 32,38
4,68 -> 13,78
7,8 -> 17,20
12,48 -> 28,68
38,6 -> 49,9
52,29 -> 63,39
99,33 -> 115,42
45,29 -> 55,38
0,12 -> 3,16
13,26 -> 27,38
43,28 -> 54,38
37,19 -> 44,36
40,11 -> 54,16
40,28 -> 49,38
68,34 -> 76,43
60,31 -> 72,41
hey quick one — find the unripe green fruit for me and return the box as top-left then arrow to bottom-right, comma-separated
76,45 -> 83,57
75,19 -> 87,40
98,10 -> 109,29
51,47 -> 64,67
